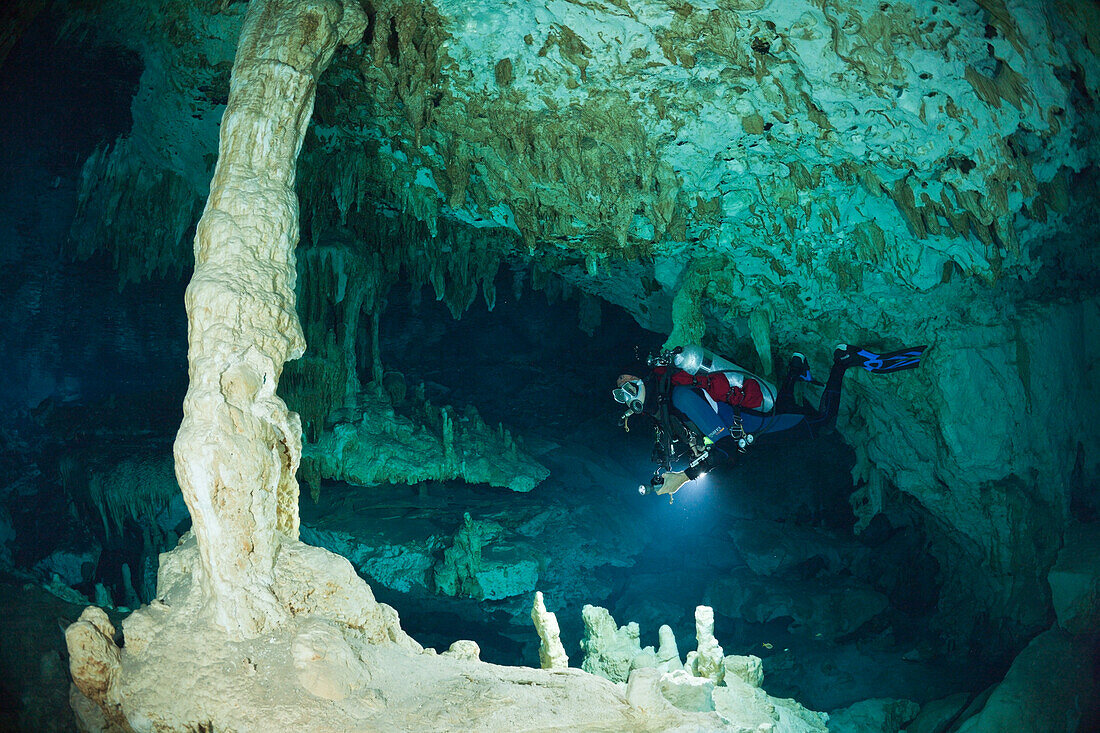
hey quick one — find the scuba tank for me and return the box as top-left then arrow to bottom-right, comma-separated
670,345 -> 777,413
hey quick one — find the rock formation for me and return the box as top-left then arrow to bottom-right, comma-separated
531,590 -> 569,669
578,604 -> 828,727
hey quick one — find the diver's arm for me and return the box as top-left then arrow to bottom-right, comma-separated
656,436 -> 740,495
685,435 -> 739,479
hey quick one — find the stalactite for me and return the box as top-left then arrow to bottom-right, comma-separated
85,454 -> 178,541
578,291 -> 602,335
748,308 -> 773,379
665,263 -> 708,350
67,138 -> 199,287
370,309 -> 383,385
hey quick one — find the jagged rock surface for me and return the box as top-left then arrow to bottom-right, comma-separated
56,1 -> 833,728
65,536 -> 833,732
302,389 -> 549,495
953,627 -> 1100,733
580,604 -> 828,729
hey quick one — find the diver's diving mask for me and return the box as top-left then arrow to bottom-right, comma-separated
613,378 -> 645,414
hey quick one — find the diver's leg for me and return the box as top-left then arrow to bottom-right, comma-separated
803,358 -> 848,436
776,354 -> 813,415
671,387 -> 730,442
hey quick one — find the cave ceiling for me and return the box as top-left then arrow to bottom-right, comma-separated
67,0 -> 1100,345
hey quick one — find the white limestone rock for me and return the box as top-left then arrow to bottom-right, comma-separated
1048,520 -> 1100,634
656,624 -> 683,672
531,590 -> 569,669
62,0 -> 837,728
625,667 -> 678,715
441,639 -> 481,661
713,676 -> 829,733
687,605 -> 725,683
580,605 -> 646,683
291,617 -> 368,701
660,669 -> 716,713
65,0 -> 1100,660
69,536 -> 845,732
64,606 -> 126,732
722,655 -> 764,688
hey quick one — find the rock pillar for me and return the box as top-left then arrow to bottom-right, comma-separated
172,0 -> 365,638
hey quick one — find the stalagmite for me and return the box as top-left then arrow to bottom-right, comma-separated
170,0 -> 366,637
531,590 -> 570,669
656,624 -> 683,672
580,605 -> 646,683
686,605 -> 725,683
64,607 -> 125,731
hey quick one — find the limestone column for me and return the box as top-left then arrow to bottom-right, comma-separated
173,0 -> 365,638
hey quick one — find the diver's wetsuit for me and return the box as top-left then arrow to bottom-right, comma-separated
664,357 -> 848,480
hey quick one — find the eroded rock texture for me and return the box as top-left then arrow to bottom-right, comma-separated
62,1 -> 831,729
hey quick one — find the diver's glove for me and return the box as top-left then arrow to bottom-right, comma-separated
655,471 -> 689,500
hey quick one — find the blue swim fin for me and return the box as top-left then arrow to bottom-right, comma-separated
836,345 -> 927,373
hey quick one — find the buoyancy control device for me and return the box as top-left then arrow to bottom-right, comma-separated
665,344 -> 777,413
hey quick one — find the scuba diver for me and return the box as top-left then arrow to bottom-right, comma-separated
613,343 -> 926,500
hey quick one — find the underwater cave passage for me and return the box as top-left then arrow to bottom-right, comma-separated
0,252 -> 979,715
284,267 -> 970,711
